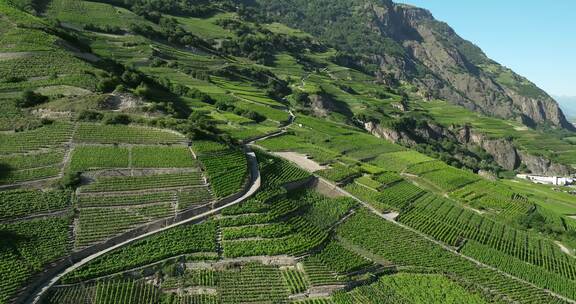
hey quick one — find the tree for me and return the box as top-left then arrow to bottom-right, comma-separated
186,111 -> 217,140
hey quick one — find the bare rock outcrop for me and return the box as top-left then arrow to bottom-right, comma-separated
364,121 -> 572,176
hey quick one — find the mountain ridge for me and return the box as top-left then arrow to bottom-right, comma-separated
248,0 -> 574,130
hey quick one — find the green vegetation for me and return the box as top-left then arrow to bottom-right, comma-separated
0,216 -> 71,303
62,221 -> 217,283
0,189 -> 70,220
74,124 -> 185,145
76,203 -> 174,247
334,273 -> 489,304
0,122 -> 72,155
312,241 -> 371,274
2,1 -> 576,303
131,146 -> 196,168
77,191 -> 174,207
256,150 -> 310,188
193,141 -> 248,198
69,146 -> 129,172
302,256 -> 344,286
282,268 -> 309,294
398,193 -> 576,285
80,172 -> 204,193
219,263 -> 289,303
46,279 -> 160,304
338,209 -> 567,303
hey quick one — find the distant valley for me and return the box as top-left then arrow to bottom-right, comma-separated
555,95 -> 576,122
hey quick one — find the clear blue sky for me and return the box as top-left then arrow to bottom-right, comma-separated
396,0 -> 576,97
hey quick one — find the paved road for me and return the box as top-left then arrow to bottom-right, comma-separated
26,149 -> 261,304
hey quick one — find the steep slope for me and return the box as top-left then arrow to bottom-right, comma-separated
251,0 -> 574,130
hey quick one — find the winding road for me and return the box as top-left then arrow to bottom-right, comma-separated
25,149 -> 261,304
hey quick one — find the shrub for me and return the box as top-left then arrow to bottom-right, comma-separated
103,114 -> 131,125
16,90 -> 49,108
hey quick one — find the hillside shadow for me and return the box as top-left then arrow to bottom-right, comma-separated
0,163 -> 13,181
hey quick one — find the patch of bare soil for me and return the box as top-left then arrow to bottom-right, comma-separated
185,255 -> 297,271
307,285 -> 347,297
101,93 -> 144,111
273,152 -> 327,172
164,287 -> 217,296
35,85 -> 92,97
0,52 -> 33,60
31,108 -> 72,120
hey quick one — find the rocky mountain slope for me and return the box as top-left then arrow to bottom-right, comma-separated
251,0 -> 574,130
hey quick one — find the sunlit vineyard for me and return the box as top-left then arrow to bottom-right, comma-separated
2,1 -> 576,303
193,141 -> 248,198
74,123 -> 186,144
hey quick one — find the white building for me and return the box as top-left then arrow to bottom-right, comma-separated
517,174 -> 575,186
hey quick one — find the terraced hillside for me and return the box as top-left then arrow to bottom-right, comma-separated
1,1 -> 576,304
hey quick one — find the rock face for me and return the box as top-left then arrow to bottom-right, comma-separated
257,0 -> 574,130
455,126 -> 520,171
366,2 -> 574,130
519,152 -> 572,177
365,121 -> 572,176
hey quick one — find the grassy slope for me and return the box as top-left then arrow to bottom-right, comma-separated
2,2 -> 576,303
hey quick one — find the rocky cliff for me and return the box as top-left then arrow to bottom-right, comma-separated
364,121 -> 572,176
255,0 -> 574,130
367,2 -> 573,130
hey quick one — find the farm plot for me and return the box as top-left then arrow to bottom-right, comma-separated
0,150 -> 64,184
0,122 -> 73,154
220,190 -> 352,258
69,146 -> 129,172
63,221 -> 217,283
373,172 -> 402,186
75,203 -> 175,248
316,163 -> 361,183
0,151 -> 64,170
333,273 -> 489,304
256,150 -> 310,188
193,141 -> 248,198
74,123 -> 185,144
462,240 -> 576,300
337,209 -> 568,304
420,167 -> 480,192
218,263 -> 289,304
450,180 -> 532,218
177,187 -> 214,210
302,256 -> 344,286
46,279 -> 159,304
311,242 -> 372,274
0,165 -> 61,185
0,189 -> 70,220
131,146 -> 197,168
346,180 -> 425,212
80,172 -> 205,193
259,134 -> 341,165
77,191 -> 175,208
406,161 -> 448,175
369,151 -> 433,172
0,216 -> 71,303
161,269 -> 217,289
396,196 -> 576,287
0,51 -> 93,81
281,268 -> 309,294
